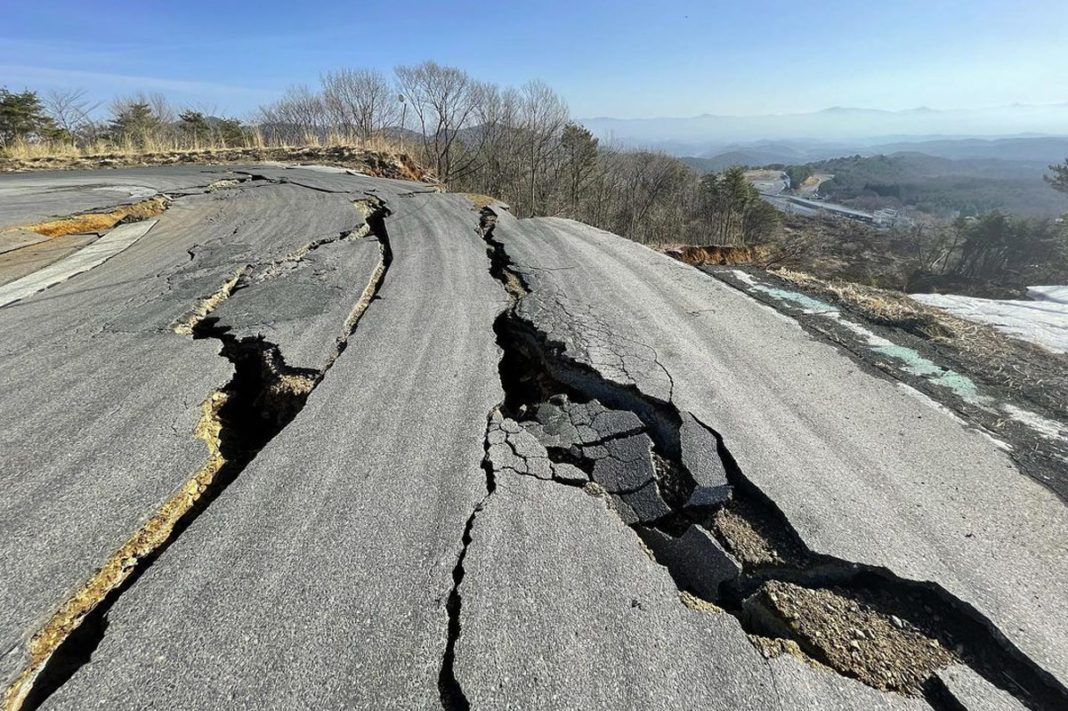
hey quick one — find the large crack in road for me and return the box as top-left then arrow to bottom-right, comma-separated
3,195 -> 394,711
3,174 -> 1064,709
454,205 -> 1068,711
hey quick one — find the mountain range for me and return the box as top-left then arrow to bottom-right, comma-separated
578,104 -> 1068,159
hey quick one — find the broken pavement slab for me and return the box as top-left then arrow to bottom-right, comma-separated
640,524 -> 741,602
933,665 -> 1029,711
30,187 -> 504,710
679,412 -> 731,506
455,473 -> 927,710
0,220 -> 157,307
490,209 -> 1068,692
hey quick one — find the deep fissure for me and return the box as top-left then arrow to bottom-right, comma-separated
474,207 -> 1066,711
10,198 -> 394,711
436,208 -> 516,710
438,418 -> 497,711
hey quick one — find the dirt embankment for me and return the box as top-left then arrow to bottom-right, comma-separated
661,244 -> 771,267
0,146 -> 433,183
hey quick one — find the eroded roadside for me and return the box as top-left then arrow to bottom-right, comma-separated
704,266 -> 1068,502
444,205 -> 1068,711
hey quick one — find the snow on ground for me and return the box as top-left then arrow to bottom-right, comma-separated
1028,285 -> 1068,304
912,286 -> 1068,354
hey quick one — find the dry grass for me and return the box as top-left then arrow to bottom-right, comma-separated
21,197 -> 169,239
1,134 -> 432,184
462,193 -> 498,210
773,267 -> 959,340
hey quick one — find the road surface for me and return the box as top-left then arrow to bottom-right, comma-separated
0,167 -> 1064,711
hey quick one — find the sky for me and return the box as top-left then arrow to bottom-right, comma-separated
3,0 -> 1068,120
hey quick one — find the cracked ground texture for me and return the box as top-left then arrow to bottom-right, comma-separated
485,208 -> 1068,701
18,183 -> 504,709
0,167 -> 1064,710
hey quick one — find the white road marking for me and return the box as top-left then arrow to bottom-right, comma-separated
0,220 -> 158,307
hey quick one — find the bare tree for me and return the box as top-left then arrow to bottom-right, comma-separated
43,88 -> 101,143
516,80 -> 569,216
394,61 -> 483,184
321,68 -> 399,141
258,85 -> 326,144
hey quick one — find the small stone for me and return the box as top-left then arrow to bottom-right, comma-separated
890,615 -> 904,629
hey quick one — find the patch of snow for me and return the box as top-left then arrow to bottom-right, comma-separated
1028,285 -> 1068,305
730,271 -> 837,314
730,269 -> 758,286
912,289 -> 1068,354
1001,404 -> 1068,443
732,274 -> 989,404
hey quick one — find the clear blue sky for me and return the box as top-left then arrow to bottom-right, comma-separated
3,0 -> 1067,119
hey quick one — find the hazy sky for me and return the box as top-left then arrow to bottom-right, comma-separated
3,0 -> 1067,119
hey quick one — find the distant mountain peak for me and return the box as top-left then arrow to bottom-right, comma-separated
578,103 -> 1068,153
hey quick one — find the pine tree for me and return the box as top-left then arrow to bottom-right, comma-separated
0,88 -> 61,146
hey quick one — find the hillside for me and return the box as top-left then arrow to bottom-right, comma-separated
798,153 -> 1065,217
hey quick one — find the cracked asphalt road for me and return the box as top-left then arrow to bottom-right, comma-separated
0,168 -> 1064,711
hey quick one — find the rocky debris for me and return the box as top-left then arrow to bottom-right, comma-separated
640,524 -> 742,602
742,581 -> 960,695
709,498 -> 809,568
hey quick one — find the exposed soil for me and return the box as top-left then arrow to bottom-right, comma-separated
708,498 -> 806,569
23,197 -> 168,238
745,581 -> 960,695
660,243 -> 771,267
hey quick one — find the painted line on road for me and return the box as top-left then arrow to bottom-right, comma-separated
0,220 -> 157,308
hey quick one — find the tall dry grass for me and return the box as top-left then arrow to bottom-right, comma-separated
2,129 -> 416,163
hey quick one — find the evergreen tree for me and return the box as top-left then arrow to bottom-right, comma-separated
109,102 -> 161,146
558,123 -> 598,214
1047,159 -> 1068,196
0,88 -> 61,146
178,110 -> 211,144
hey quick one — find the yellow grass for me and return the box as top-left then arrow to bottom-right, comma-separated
1,137 -> 432,184
3,130 -> 415,164
462,193 -> 497,209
